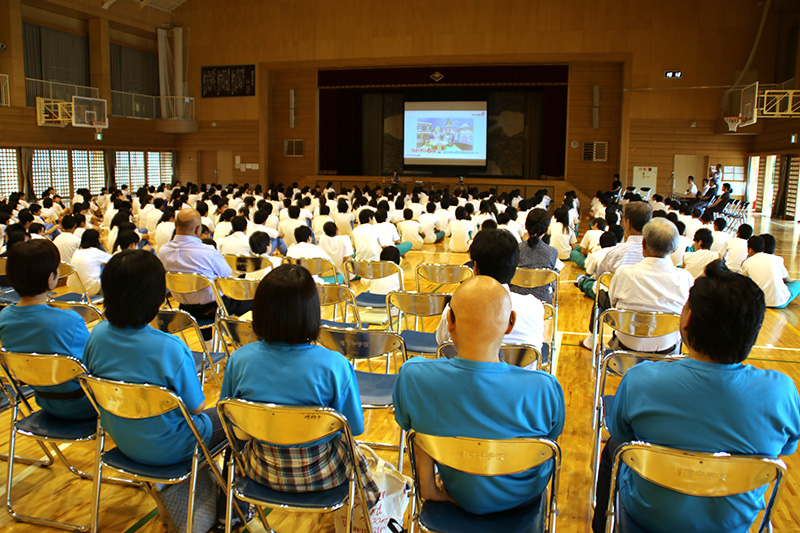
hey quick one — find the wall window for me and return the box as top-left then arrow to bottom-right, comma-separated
72,150 -> 105,195
0,149 -> 20,200
147,152 -> 173,186
115,151 -> 146,189
32,149 -> 70,198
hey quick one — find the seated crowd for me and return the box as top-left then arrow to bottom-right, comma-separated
0,179 -> 797,532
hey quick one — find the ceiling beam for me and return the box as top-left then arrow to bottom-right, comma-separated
101,0 -> 119,8
139,0 -> 154,7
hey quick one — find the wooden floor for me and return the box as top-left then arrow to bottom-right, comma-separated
0,213 -> 799,532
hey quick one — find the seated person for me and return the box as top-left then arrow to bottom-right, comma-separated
319,221 -> 354,278
351,209 -> 382,261
69,229 -> 111,296
437,228 -> 544,356
606,218 -> 694,353
512,208 -> 559,303
742,235 -> 800,309
682,227 -> 719,278
397,209 -> 426,250
575,230 -> 619,300
394,276 -> 564,514
286,226 -> 342,283
219,264 -> 379,505
218,216 -> 251,256
592,260 -> 800,533
374,209 -> 411,256
570,217 -> 607,270
419,203 -> 445,244
447,207 -> 475,254
361,246 -> 402,295
0,239 -> 94,419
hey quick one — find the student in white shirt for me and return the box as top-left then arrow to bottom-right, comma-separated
682,228 -> 720,279
351,209 -> 383,261
448,206 -> 474,253
710,217 -> 732,253
218,216 -> 252,256
145,198 -> 165,234
312,204 -> 335,242
418,203 -> 445,244
361,246 -> 402,295
502,207 -> 525,241
496,212 -> 522,243
332,198 -> 355,239
194,201 -> 215,234
570,218 -> 607,269
548,206 -> 577,261
68,229 -> 111,296
742,235 -> 800,308
397,209 -> 425,250
319,221 -> 354,279
278,206 -> 307,247
668,219 -> 693,267
434,199 -> 453,237
374,209 -> 411,255
213,208 -> 237,242
248,209 -> 285,256
154,208 -> 176,252
719,223 -> 752,274
52,215 -> 81,263
685,208 -> 704,240
286,226 -> 341,283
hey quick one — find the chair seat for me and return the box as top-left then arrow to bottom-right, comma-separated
234,476 -> 349,510
49,292 -> 104,305
354,292 -> 387,308
400,330 -> 438,354
420,493 -> 544,533
102,440 -> 227,482
191,351 -> 227,373
355,371 -> 397,407
0,290 -> 21,305
321,319 -> 359,329
16,410 -> 96,441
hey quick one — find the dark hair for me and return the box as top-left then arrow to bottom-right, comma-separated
380,245 -> 400,264
79,229 -> 104,250
231,216 -> 247,233
592,218 -> 607,231
714,218 -> 727,231
469,229 -> 519,284
374,209 -> 388,223
102,250 -> 165,328
358,209 -> 374,224
28,222 -> 45,235
6,239 -> 60,296
61,214 -> 77,231
694,228 -> 713,250
599,231 -> 618,248
747,236 -> 764,254
760,234 -> 776,254
700,210 -> 714,224
249,231 -> 271,255
4,229 -> 28,251
294,225 -> 313,243
480,219 -> 498,230
113,230 -> 140,252
684,260 -> 764,363
553,207 -> 570,233
737,224 -> 753,239
288,205 -> 301,219
403,208 -> 413,220
220,208 -> 237,222
323,221 -> 338,237
337,198 -> 349,213
252,264 -> 320,344
319,204 -> 330,216
609,224 -> 625,242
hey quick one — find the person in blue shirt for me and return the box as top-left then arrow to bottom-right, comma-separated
592,259 -> 800,533
393,276 -> 565,515
219,263 -> 379,505
0,239 -> 94,419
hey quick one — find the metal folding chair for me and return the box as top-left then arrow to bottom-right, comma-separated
150,309 -> 226,389
165,271 -> 224,343
590,272 -> 614,368
414,263 -> 473,292
0,257 -> 21,307
386,291 -> 450,359
223,254 -> 274,276
283,256 -> 339,283
0,351 -> 136,532
344,260 -> 405,327
216,400 -> 374,533
214,277 -> 259,317
436,342 -> 543,370
606,442 -> 786,533
217,316 -> 258,353
49,262 -> 104,305
317,283 -> 362,328
48,301 -> 105,327
407,431 -> 561,533
79,375 -> 244,533
317,326 -> 408,469
590,351 -> 684,508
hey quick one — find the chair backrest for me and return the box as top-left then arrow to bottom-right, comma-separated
600,350 -> 684,380
511,268 -> 559,306
216,317 -> 259,350
599,308 -> 680,341
316,283 -> 361,328
386,291 -> 450,334
48,301 -> 105,325
79,375 -> 180,419
214,277 -> 260,302
595,272 -> 614,297
415,263 -> 473,291
165,271 -> 224,315
150,308 -> 203,338
217,399 -> 346,446
436,343 -> 542,369
0,350 -> 87,388
57,261 -> 90,301
283,256 -> 337,279
0,256 -> 6,277
223,254 -> 273,275
345,260 -> 404,289
607,442 -> 786,533
317,326 -> 407,362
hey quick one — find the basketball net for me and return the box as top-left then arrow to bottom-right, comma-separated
724,116 -> 742,132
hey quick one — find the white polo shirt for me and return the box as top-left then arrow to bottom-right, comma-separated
742,252 -> 791,307
682,249 -> 720,279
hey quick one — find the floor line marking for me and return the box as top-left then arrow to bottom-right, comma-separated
0,442 -> 72,498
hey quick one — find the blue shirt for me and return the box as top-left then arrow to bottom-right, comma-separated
393,357 -> 564,514
220,341 -> 365,442
158,234 -> 232,305
608,358 -> 800,532
83,321 -> 211,465
0,304 -> 94,419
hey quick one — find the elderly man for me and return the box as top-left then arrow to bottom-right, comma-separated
592,260 -> 800,532
606,217 -> 695,353
158,209 -> 250,331
393,276 -> 564,514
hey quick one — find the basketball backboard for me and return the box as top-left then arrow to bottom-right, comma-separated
740,82 -> 758,127
72,96 -> 108,129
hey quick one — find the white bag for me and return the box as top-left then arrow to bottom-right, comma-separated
334,445 -> 413,533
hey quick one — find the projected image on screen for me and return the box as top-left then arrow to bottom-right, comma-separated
404,102 -> 487,166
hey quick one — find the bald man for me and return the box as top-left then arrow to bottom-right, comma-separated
393,276 -> 564,515
158,209 -> 250,328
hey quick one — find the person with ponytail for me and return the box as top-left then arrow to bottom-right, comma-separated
511,208 -> 559,303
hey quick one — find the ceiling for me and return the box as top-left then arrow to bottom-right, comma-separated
102,0 -> 188,14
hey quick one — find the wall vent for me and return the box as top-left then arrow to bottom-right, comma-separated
283,139 -> 304,157
583,141 -> 608,162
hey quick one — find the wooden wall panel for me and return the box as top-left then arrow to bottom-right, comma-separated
564,62 -> 623,196
175,120 -> 259,185
627,119 -> 753,196
753,118 -> 800,155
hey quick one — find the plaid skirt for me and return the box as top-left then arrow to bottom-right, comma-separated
243,434 -> 381,507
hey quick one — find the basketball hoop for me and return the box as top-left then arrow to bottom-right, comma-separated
724,116 -> 743,132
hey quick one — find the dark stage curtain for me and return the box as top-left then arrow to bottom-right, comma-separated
541,86 -> 567,178
319,90 -> 363,175
319,65 -> 568,88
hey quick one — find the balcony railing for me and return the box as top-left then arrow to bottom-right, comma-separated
0,74 -> 9,107
25,78 -> 99,108
111,91 -> 195,120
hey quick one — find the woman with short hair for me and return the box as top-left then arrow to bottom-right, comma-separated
69,229 -> 111,295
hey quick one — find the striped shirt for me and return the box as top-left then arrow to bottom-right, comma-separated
596,235 -> 644,276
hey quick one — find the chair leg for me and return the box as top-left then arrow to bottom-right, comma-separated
185,450 -> 200,533
590,421 -> 604,509
90,430 -> 104,533
397,429 -> 406,472
224,456 -> 235,533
